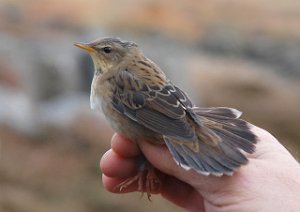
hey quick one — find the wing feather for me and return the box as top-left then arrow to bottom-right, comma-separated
111,70 -> 196,140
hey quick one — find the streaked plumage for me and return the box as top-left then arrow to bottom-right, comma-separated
74,37 -> 258,195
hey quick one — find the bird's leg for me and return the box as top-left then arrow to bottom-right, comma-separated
114,155 -> 161,200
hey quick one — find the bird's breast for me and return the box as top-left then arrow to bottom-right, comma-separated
90,88 -> 101,111
90,77 -> 103,110
90,75 -> 164,144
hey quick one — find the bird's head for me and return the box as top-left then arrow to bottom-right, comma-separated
74,37 -> 138,74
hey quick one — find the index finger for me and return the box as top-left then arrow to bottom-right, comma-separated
111,133 -> 141,158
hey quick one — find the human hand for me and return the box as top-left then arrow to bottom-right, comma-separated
100,126 -> 300,211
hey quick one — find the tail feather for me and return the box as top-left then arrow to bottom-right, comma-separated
195,107 -> 257,154
164,107 -> 258,176
165,138 -> 221,175
165,137 -> 240,176
180,142 -> 226,174
214,128 -> 256,154
193,107 -> 242,119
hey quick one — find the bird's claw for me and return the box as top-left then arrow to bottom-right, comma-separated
114,166 -> 160,200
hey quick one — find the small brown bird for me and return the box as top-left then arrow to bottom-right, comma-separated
74,37 -> 257,198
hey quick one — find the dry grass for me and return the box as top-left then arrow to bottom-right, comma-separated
2,0 -> 300,40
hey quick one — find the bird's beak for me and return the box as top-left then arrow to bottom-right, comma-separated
74,42 -> 95,53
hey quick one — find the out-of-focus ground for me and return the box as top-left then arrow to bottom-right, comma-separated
1,0 -> 300,211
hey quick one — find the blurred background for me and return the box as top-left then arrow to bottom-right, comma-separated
1,0 -> 300,211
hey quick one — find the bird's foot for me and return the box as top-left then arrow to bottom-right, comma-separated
114,163 -> 161,200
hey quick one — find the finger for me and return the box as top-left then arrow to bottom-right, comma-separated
102,174 -> 138,193
111,133 -> 141,158
102,174 -> 162,194
100,149 -> 138,178
103,172 -> 206,212
139,141 -> 198,180
161,176 -> 205,211
103,172 -> 206,211
250,125 -> 300,166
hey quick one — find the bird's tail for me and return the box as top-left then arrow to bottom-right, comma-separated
164,107 -> 258,176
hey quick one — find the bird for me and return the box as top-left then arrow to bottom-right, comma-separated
74,37 -> 258,199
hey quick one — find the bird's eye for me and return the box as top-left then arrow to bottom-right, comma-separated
102,46 -> 112,54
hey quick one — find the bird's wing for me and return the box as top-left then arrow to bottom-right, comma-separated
110,70 -> 196,140
111,71 -> 258,177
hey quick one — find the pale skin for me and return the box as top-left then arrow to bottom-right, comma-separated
100,126 -> 300,211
